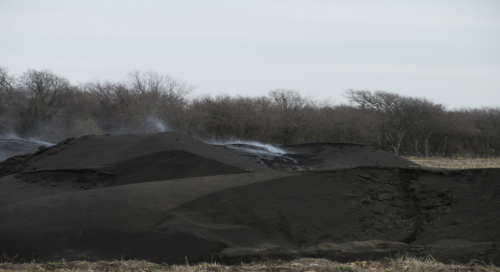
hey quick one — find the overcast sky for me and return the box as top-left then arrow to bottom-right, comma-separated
1,0 -> 499,109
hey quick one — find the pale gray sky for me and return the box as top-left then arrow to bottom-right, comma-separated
1,0 -> 499,109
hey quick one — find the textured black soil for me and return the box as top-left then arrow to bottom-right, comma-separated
0,133 -> 498,265
216,142 -> 419,170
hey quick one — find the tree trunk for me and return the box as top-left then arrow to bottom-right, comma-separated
424,138 -> 429,158
443,135 -> 448,157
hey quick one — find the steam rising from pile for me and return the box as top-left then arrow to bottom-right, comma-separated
1,134 -> 54,147
210,140 -> 300,169
210,140 -> 287,155
0,134 -> 53,161
146,116 -> 170,133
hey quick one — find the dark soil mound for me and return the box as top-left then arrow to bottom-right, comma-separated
0,149 -> 251,208
0,132 -> 263,207
104,149 -> 250,187
0,132 -> 271,175
281,142 -> 419,169
1,132 -> 499,265
1,167 -> 499,264
215,142 -> 418,170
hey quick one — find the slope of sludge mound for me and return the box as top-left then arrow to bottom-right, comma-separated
1,132 -> 498,265
281,143 -> 419,169
103,150 -> 252,187
0,149 -> 252,207
1,166 -> 499,265
1,132 -> 272,173
0,132 -> 269,207
215,142 -> 419,170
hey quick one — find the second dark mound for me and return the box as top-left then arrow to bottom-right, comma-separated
1,167 -> 499,265
216,142 -> 418,170
2,132 -> 499,266
0,132 -> 268,207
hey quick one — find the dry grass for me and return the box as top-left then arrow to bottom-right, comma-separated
1,256 -> 499,272
404,157 -> 500,169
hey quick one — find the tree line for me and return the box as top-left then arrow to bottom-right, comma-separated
1,67 -> 499,158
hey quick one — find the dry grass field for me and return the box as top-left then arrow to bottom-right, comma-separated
404,157 -> 500,169
1,256 -> 499,272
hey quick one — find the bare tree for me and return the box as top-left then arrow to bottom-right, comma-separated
268,89 -> 310,144
408,98 -> 446,157
127,71 -> 193,104
83,80 -> 144,133
18,69 -> 71,136
0,67 -> 17,133
346,89 -> 425,156
0,67 -> 15,92
126,71 -> 193,130
462,107 -> 500,157
195,93 -> 235,140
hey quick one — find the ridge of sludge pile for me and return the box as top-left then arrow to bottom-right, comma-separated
0,132 -> 498,265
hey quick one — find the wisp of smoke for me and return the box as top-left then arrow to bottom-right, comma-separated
0,133 -> 54,161
208,139 -> 288,155
146,116 -> 170,132
207,139 -> 300,167
0,133 -> 54,146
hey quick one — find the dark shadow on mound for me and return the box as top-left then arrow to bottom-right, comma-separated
1,149 -> 251,207
104,150 -> 251,186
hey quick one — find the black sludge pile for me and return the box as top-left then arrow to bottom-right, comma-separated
0,132 -> 498,264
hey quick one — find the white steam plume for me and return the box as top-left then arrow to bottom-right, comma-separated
0,133 -> 54,146
146,116 -> 170,132
0,133 -> 54,161
208,139 -> 288,155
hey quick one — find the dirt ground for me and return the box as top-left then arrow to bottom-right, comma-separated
0,132 -> 499,265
